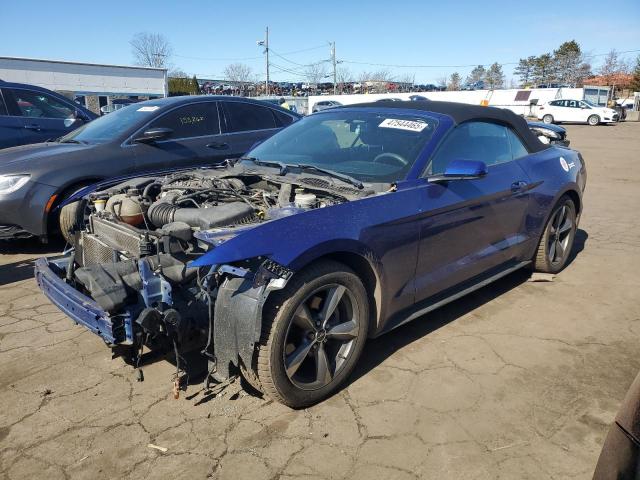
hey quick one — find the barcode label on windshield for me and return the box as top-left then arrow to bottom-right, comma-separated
379,118 -> 427,132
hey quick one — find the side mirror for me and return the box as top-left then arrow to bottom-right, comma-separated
428,159 -> 488,183
133,127 -> 173,144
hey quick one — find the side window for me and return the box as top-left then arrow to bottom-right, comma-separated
11,89 -> 75,119
579,101 -> 590,109
223,102 -> 277,132
506,129 -> 529,159
147,103 -> 219,140
567,100 -> 578,108
428,121 -> 513,174
0,91 -> 7,116
549,100 -> 560,107
272,109 -> 294,127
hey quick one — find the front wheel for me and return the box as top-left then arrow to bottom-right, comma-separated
588,114 -> 600,126
249,260 -> 369,408
542,114 -> 554,124
533,196 -> 577,274
59,200 -> 85,245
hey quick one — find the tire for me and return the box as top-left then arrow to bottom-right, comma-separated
542,114 -> 554,124
248,260 -> 369,408
533,195 -> 577,274
59,200 -> 85,245
588,114 -> 600,126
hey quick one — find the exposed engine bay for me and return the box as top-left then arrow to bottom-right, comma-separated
58,166 -> 368,388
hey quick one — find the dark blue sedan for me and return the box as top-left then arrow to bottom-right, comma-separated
35,101 -> 586,407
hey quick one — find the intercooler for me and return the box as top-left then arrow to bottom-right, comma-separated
76,216 -> 151,266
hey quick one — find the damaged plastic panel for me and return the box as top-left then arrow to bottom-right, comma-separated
47,167 -> 363,385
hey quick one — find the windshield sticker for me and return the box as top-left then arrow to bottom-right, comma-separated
379,118 -> 427,132
137,106 -> 160,112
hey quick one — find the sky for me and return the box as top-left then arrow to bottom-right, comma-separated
1,0 -> 639,84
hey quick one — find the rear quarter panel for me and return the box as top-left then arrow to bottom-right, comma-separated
517,146 -> 586,256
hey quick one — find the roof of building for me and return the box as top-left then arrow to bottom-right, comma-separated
0,56 -> 167,72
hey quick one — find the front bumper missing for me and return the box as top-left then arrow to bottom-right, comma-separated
34,256 -> 133,345
35,254 -> 292,383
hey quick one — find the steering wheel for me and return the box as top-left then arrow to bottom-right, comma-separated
373,152 -> 408,167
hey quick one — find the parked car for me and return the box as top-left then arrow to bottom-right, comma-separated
0,81 -> 97,149
527,121 -> 570,147
537,99 -> 619,125
409,95 -> 429,101
593,371 -> 640,479
311,100 -> 342,113
36,101 -> 586,407
0,95 -> 299,242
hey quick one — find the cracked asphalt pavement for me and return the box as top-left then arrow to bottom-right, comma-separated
1,122 -> 639,479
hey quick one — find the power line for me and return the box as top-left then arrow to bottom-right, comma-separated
172,43 -> 328,63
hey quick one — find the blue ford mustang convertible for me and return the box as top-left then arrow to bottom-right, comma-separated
35,101 -> 587,407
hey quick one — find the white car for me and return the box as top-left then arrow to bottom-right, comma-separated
537,99 -> 619,126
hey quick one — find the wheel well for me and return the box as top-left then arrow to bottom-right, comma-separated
45,178 -> 102,235
321,252 -> 381,335
564,189 -> 581,214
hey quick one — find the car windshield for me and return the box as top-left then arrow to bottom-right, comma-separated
247,110 -> 438,182
59,103 -> 162,144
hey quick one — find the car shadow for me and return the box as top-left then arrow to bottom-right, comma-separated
344,227 -> 589,389
0,238 -> 65,287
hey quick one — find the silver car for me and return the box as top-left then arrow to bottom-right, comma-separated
312,100 -> 342,113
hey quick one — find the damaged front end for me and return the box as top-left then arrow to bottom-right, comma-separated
35,168 -> 353,387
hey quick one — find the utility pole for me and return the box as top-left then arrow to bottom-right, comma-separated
265,27 -> 270,96
258,28 -> 270,96
331,41 -> 337,95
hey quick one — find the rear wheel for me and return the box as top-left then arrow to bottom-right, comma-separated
542,114 -> 554,124
247,260 -> 369,408
533,196 -> 577,274
588,114 -> 600,126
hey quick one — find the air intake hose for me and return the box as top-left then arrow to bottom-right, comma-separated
147,201 -> 253,229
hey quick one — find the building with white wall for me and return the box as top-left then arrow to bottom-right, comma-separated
0,56 -> 167,113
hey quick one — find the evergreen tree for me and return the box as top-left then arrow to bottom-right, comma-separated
466,65 -> 486,86
191,75 -> 200,94
553,40 -> 590,86
532,54 -> 554,86
447,72 -> 461,91
485,63 -> 505,89
514,56 -> 536,87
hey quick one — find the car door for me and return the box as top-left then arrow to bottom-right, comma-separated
219,101 -> 287,157
413,121 -> 533,303
5,88 -> 83,143
564,100 -> 583,122
0,89 -> 26,149
129,101 -> 227,171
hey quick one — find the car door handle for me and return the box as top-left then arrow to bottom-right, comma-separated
24,124 -> 42,131
206,142 -> 229,150
511,180 -> 528,192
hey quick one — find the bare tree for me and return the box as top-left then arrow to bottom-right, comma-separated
336,66 -> 353,93
436,76 -> 448,90
396,73 -> 415,92
305,62 -> 328,89
130,32 -> 172,68
223,63 -> 253,94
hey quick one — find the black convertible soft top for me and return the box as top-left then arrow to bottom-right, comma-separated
350,100 -> 548,153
